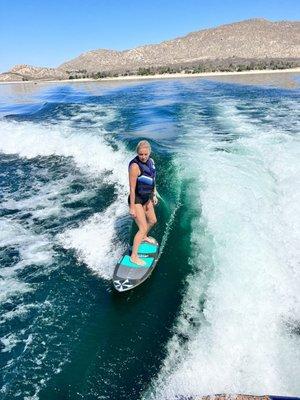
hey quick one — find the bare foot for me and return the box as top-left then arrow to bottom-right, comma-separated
130,256 -> 146,266
143,237 -> 156,244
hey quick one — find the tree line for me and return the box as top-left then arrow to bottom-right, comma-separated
67,58 -> 299,79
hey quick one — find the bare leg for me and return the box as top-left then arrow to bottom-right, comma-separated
143,200 -> 157,243
130,204 -> 148,266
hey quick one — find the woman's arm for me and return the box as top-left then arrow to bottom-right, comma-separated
129,163 -> 139,217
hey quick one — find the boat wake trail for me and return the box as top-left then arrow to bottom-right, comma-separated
145,96 -> 300,399
0,102 -> 131,398
0,104 -> 131,279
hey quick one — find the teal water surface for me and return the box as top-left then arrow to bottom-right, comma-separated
0,77 -> 299,400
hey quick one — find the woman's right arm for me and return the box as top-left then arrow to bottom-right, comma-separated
129,164 -> 139,218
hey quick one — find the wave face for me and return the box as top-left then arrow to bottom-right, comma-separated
145,84 -> 300,398
0,78 -> 299,400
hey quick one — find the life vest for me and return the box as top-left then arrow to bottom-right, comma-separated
129,156 -> 156,196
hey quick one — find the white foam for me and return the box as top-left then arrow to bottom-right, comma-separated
0,105 -> 131,281
0,116 -> 128,183
58,199 -> 130,279
0,219 -> 53,267
0,277 -> 33,305
0,303 -> 38,325
0,333 -> 20,353
0,103 -> 134,399
0,219 -> 53,304
148,99 -> 300,398
2,174 -> 88,223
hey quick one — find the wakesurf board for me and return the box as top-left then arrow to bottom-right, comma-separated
113,238 -> 159,292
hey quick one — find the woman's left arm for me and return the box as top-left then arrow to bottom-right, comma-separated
153,186 -> 158,205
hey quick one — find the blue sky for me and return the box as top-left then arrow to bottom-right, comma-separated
0,0 -> 299,72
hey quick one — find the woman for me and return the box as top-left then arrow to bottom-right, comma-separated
128,140 -> 158,266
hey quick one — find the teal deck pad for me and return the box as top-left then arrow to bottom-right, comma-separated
137,242 -> 158,254
121,255 -> 154,268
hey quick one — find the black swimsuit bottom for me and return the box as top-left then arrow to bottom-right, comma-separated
128,193 -> 152,206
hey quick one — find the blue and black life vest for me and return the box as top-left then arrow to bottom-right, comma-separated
129,156 -> 156,196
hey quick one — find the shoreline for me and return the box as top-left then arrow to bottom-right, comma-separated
0,68 -> 299,86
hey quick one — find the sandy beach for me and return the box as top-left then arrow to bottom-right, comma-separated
99,67 -> 300,82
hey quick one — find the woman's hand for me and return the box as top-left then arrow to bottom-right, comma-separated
129,206 -> 136,218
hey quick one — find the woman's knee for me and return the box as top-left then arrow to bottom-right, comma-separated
149,216 -> 157,226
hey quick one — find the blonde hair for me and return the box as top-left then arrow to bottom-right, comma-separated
136,140 -> 151,154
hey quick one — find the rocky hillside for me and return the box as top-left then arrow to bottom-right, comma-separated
0,65 -> 68,82
1,18 -> 299,81
59,18 -> 300,74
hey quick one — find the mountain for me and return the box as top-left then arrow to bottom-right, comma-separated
58,19 -> 300,74
1,18 -> 299,82
0,65 -> 68,82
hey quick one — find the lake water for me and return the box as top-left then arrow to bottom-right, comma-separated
0,74 -> 299,399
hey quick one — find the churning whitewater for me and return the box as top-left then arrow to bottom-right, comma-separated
0,78 -> 299,400
145,95 -> 300,398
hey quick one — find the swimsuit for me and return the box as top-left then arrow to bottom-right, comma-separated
127,193 -> 152,206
